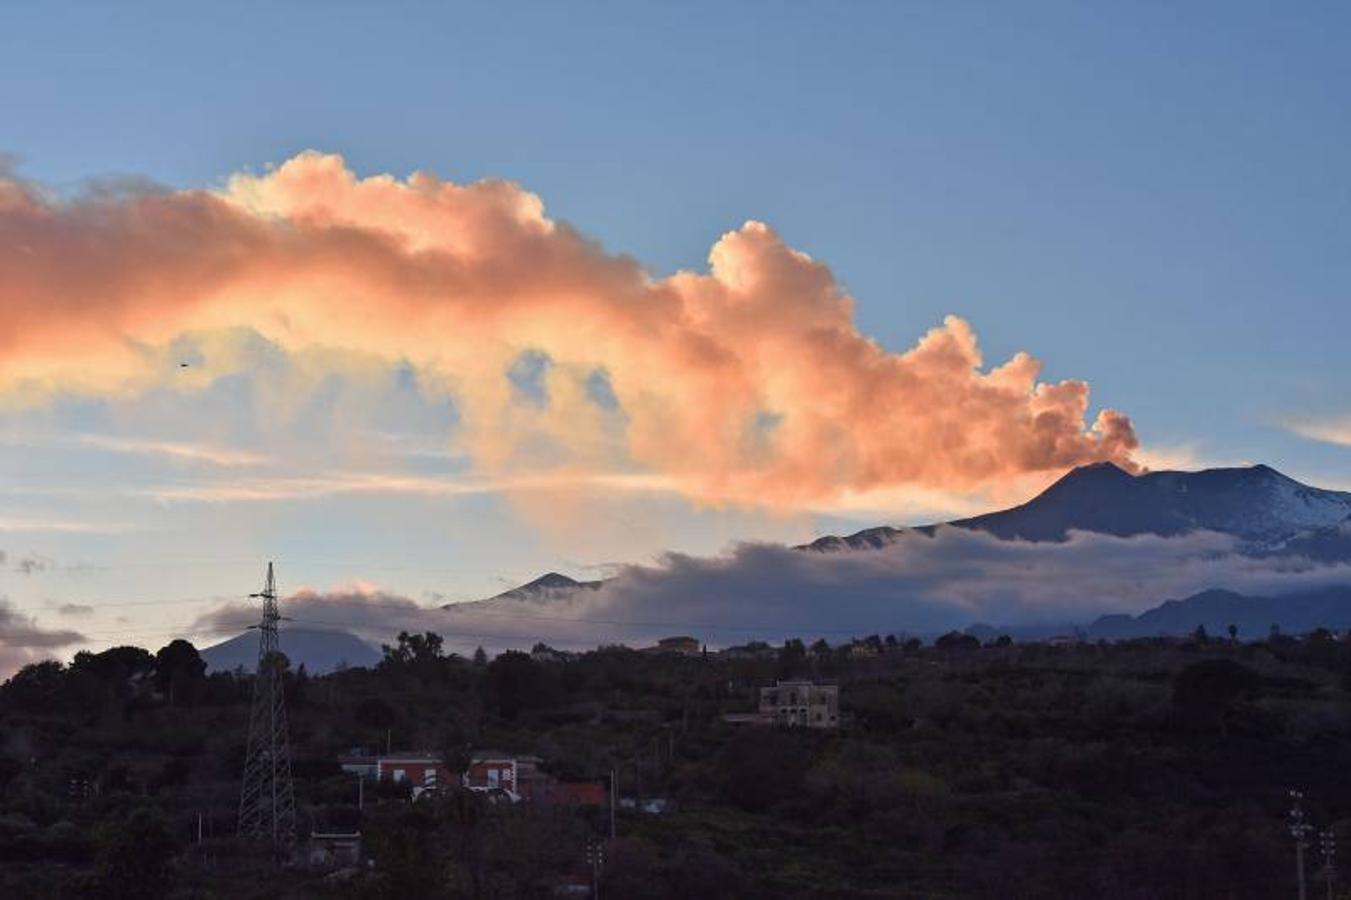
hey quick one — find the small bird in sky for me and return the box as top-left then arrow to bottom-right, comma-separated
178,362 -> 191,368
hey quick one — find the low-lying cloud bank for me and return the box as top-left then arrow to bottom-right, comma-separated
1,152 -> 1136,508
191,528 -> 1351,656
0,598 -> 86,676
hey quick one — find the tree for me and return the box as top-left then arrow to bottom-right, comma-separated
935,631 -> 980,653
485,651 -> 552,720
73,646 -> 155,686
356,696 -> 399,747
1172,659 -> 1258,734
1227,623 -> 1238,642
153,639 -> 205,706
382,631 -> 445,667
93,807 -> 178,899
472,646 -> 488,667
777,638 -> 807,677
0,660 -> 66,713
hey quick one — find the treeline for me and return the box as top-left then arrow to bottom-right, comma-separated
5,628 -> 1351,897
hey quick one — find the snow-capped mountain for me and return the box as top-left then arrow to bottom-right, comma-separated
447,571 -> 603,609
1269,515 -> 1351,563
805,462 -> 1351,551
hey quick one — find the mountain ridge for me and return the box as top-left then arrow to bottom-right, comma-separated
803,462 -> 1351,551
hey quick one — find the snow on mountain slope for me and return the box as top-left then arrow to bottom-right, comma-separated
447,572 -> 603,609
804,462 -> 1351,550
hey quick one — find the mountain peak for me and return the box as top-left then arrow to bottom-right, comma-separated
464,571 -> 605,606
521,572 -> 583,590
1057,460 -> 1137,484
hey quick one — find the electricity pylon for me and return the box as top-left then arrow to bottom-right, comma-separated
238,562 -> 296,850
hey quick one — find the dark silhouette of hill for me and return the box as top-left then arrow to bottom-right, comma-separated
200,627 -> 381,674
1087,585 -> 1351,640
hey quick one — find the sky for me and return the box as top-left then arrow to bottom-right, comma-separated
1,2 -> 1350,670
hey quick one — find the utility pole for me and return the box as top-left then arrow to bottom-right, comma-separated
586,840 -> 605,900
608,768 -> 616,841
1320,829 -> 1336,900
238,562 -> 297,853
1290,790 -> 1313,900
633,753 -> 642,814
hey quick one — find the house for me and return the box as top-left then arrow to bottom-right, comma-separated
306,831 -> 362,868
369,750 -> 601,806
462,753 -> 546,801
536,780 -> 607,807
722,680 -> 841,729
847,640 -> 879,659
760,680 -> 839,728
337,751 -> 379,780
376,754 -> 453,798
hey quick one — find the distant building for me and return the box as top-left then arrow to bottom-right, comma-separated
719,641 -> 777,660
368,750 -> 603,805
642,636 -> 701,656
759,680 -> 839,728
338,752 -> 379,780
722,680 -> 841,729
463,752 -> 546,801
376,755 -> 452,798
306,831 -> 362,868
536,780 -> 607,808
847,641 -> 879,659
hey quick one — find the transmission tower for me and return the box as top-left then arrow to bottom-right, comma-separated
238,562 -> 297,849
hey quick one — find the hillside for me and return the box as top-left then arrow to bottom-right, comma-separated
1088,586 -> 1351,640
805,462 -> 1351,551
200,627 -> 381,674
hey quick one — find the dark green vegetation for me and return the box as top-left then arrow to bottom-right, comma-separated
4,628 -> 1351,898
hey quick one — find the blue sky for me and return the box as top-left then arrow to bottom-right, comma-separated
2,2 -> 1350,663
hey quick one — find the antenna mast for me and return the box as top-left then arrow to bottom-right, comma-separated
238,562 -> 296,850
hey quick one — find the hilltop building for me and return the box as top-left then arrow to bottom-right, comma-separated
761,680 -> 839,728
642,636 -> 702,656
723,680 -> 841,729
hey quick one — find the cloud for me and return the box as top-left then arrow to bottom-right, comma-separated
12,553 -> 54,575
0,517 -> 130,534
139,469 -> 677,504
181,528 -> 1351,656
1278,414 -> 1351,449
0,598 -> 86,678
189,582 -> 437,644
76,434 -> 270,467
0,152 -> 1138,508
461,528 -> 1351,646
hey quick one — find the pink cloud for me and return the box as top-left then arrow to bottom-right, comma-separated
0,153 -> 1137,506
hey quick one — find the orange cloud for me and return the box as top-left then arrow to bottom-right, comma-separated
0,152 -> 1138,506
